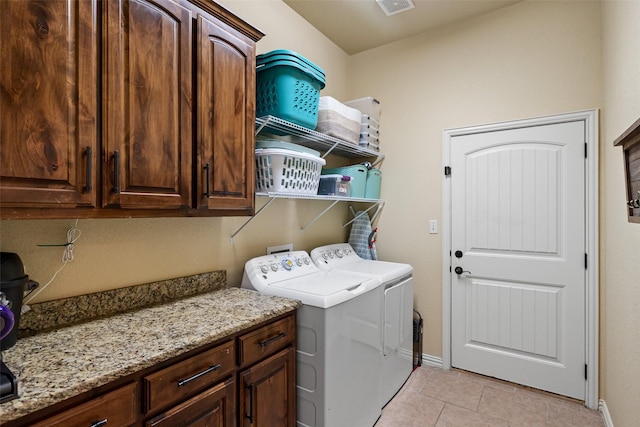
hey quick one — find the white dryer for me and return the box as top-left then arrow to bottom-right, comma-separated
310,243 -> 414,407
242,251 -> 383,427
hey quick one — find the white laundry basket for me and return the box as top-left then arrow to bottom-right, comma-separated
255,148 -> 326,194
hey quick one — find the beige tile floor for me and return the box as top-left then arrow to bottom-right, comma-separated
375,365 -> 605,427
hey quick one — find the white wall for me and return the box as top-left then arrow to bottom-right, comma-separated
348,0 -> 602,365
600,1 -> 640,425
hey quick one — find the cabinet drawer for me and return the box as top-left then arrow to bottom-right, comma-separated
144,340 -> 235,414
31,382 -> 137,427
238,315 -> 295,368
146,377 -> 236,427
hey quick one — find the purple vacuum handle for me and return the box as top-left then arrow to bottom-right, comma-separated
0,304 -> 15,341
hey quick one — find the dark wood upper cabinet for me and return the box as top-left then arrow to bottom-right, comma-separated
614,117 -> 640,223
0,0 -> 263,219
0,0 -> 98,208
102,0 -> 193,209
196,14 -> 255,212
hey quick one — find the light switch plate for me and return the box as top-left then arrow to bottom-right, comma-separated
429,220 -> 438,234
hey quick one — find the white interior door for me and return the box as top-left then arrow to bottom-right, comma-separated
449,120 -> 586,399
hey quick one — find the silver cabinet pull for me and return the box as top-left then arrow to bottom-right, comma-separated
177,363 -> 221,387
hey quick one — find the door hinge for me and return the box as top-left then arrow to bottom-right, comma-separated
444,166 -> 451,176
585,253 -> 588,269
585,364 -> 588,380
585,143 -> 588,158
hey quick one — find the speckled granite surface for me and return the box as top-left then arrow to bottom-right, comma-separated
18,271 -> 227,335
0,288 -> 301,424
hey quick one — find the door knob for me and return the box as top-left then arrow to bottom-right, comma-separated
454,250 -> 463,258
454,266 -> 471,275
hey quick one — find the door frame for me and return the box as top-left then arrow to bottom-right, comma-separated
441,110 -> 599,409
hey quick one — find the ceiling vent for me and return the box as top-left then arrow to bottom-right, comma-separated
376,0 -> 415,16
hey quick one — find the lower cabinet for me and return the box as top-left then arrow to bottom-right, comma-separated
239,347 -> 296,427
6,312 -> 296,427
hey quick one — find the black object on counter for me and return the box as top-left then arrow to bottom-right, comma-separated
0,359 -> 19,403
1,252 -> 39,351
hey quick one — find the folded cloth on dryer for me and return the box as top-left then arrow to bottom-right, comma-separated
348,211 -> 376,260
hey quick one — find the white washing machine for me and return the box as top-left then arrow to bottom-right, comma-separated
242,251 -> 383,427
310,243 -> 414,408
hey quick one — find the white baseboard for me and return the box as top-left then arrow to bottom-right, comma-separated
599,399 -> 614,427
420,353 -> 443,368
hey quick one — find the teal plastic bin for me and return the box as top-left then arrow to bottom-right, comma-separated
256,50 -> 326,131
365,169 -> 382,199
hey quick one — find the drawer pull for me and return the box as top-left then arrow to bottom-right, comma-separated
259,332 -> 286,347
90,419 -> 107,427
177,363 -> 221,387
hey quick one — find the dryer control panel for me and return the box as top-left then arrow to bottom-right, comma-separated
310,243 -> 361,270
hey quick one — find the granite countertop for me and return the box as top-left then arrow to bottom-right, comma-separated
0,287 -> 301,424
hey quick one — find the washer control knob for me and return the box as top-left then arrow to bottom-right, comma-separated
303,257 -> 310,265
281,259 -> 294,270
295,258 -> 303,266
328,251 -> 334,258
260,265 -> 269,274
335,249 -> 343,258
322,253 -> 329,260
270,263 -> 278,272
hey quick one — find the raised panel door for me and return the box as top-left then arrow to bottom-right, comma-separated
102,0 -> 192,209
239,347 -> 295,427
196,14 -> 255,212
0,0 -> 98,208
450,120 -> 587,399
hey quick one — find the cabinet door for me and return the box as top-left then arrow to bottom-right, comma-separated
0,0 -> 98,208
239,347 -> 296,427
146,378 -> 236,427
196,14 -> 255,212
102,0 -> 192,209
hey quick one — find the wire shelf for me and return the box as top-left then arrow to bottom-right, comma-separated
256,115 -> 384,163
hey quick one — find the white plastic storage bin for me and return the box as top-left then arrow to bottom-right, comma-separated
359,131 -> 379,151
345,97 -> 381,122
361,114 -> 379,129
317,174 -> 350,197
322,165 -> 368,198
255,148 -> 326,194
315,96 -> 362,144
360,123 -> 379,135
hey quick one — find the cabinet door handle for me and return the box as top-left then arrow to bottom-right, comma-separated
246,384 -> 254,423
85,146 -> 93,193
259,332 -> 286,347
90,419 -> 107,427
113,151 -> 120,194
177,363 -> 221,387
204,163 -> 211,197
